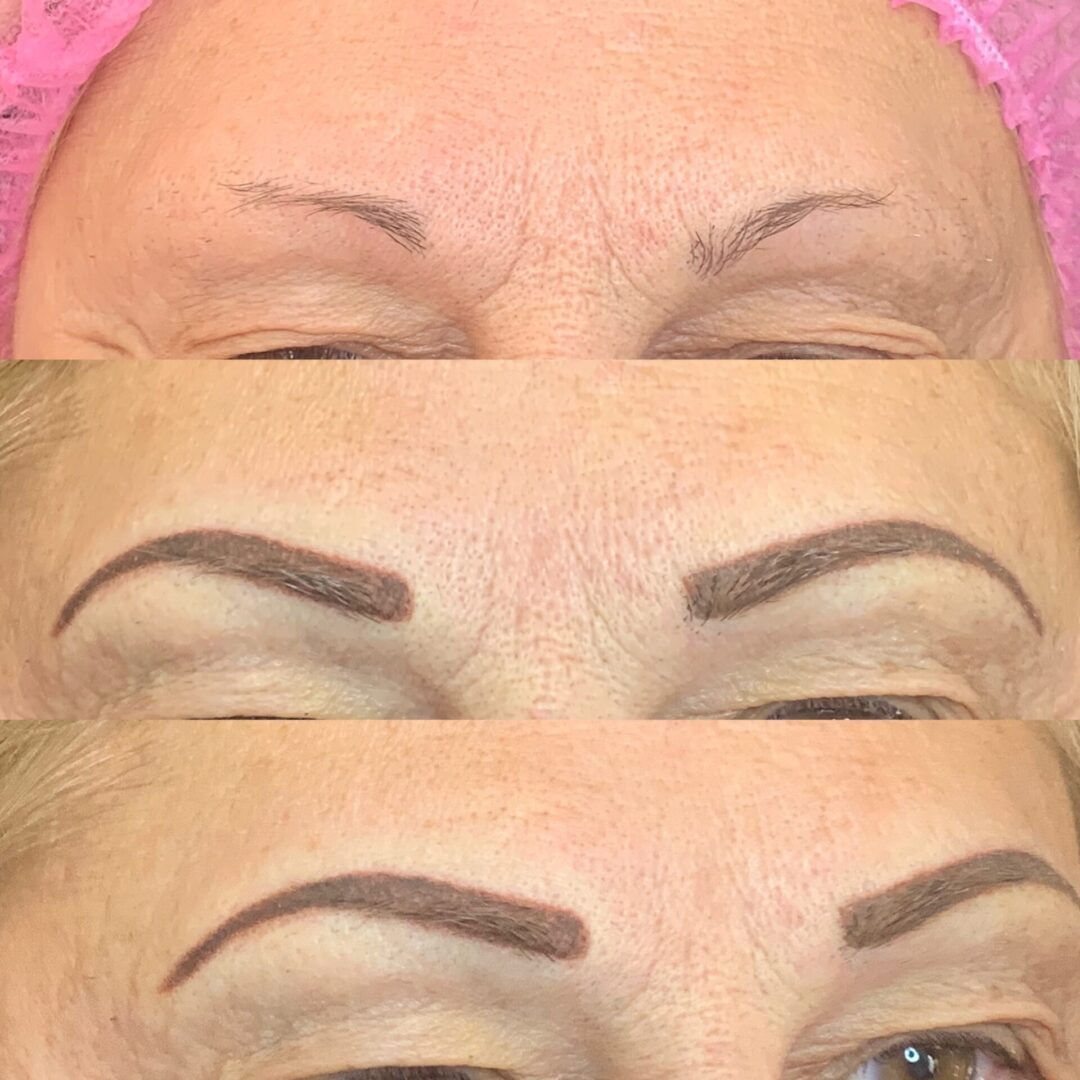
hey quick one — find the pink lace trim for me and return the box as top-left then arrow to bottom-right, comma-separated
0,0 -> 154,354
894,0 -> 1079,356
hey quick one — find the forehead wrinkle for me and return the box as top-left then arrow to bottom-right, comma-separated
44,0 -> 1019,277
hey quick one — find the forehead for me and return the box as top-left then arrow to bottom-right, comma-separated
56,361 -> 1071,516
28,722 -> 1080,963
46,0 -> 1014,287
142,720 -> 1068,847
10,362 -> 1078,721
38,360 -> 1080,635
5,728 -> 1079,1080
78,0 -> 995,149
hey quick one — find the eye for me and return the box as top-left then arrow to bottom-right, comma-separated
734,344 -> 895,359
851,1034 -> 1036,1080
295,1067 -> 496,1080
232,344 -> 377,359
652,341 -> 899,359
197,715 -> 318,720
737,696 -> 948,719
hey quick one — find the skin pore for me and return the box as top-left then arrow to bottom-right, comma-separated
12,0 -> 1067,359
1,720 -> 1078,1080
1,359 -> 1079,720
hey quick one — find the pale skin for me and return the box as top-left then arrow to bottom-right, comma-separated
11,0 -> 1067,359
1,360 -> 1078,719
1,721 -> 1078,1080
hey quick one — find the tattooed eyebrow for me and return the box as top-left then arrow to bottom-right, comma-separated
841,849 -> 1079,948
683,519 -> 1043,634
161,872 -> 589,992
53,529 -> 413,635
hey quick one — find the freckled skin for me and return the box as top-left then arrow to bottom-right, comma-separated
12,0 -> 1066,358
0,361 -> 1077,719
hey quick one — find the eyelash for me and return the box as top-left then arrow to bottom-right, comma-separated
194,698 -> 943,721
292,1030 -> 1038,1080
231,344 -> 897,360
746,696 -> 947,720
309,1071 -> 479,1080
235,345 -> 375,359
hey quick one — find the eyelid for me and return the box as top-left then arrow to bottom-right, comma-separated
294,1068 -> 512,1080
655,343 -> 899,359
671,694 -> 975,720
731,695 -> 964,720
231,342 -> 458,360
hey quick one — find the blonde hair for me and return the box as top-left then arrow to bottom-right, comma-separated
0,359 -> 81,471
0,719 -> 148,885
987,359 -> 1080,487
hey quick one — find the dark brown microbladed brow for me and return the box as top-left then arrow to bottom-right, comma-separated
52,529 -> 413,636
841,849 -> 1080,949
160,872 -> 589,993
683,519 -> 1043,635
221,179 -> 429,255
687,188 -> 892,278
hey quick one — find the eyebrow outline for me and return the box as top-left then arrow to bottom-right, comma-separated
160,872 -> 590,993
841,849 -> 1080,949
683,519 -> 1043,635
52,529 -> 414,636
220,178 -> 430,255
687,187 -> 894,278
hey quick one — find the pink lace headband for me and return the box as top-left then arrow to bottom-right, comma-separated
1,0 -> 1077,358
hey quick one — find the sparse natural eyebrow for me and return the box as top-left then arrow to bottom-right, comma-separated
220,179 -> 429,255
841,849 -> 1080,948
160,872 -> 589,993
219,179 -> 889,278
687,188 -> 893,278
683,519 -> 1043,635
52,529 -> 413,635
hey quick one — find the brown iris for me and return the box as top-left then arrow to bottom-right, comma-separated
877,1045 -> 977,1080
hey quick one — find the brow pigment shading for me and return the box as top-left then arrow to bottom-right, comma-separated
52,529 -> 414,635
160,873 -> 590,992
840,849 -> 1080,949
684,519 -> 1043,634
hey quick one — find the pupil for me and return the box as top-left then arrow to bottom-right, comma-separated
902,1046 -> 937,1080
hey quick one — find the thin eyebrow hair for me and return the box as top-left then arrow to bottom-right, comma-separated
687,188 -> 893,277
841,849 -> 1080,949
160,872 -> 590,993
683,519 -> 1043,635
220,178 -> 429,255
220,180 -> 885,275
52,529 -> 413,636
